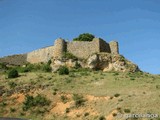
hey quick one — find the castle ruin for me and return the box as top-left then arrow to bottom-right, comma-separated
27,38 -> 119,63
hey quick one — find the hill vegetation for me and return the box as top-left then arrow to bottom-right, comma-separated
0,64 -> 160,120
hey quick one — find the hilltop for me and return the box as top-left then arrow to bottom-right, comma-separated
0,34 -> 159,120
0,33 -> 140,73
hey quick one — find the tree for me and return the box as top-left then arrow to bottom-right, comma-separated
73,33 -> 95,41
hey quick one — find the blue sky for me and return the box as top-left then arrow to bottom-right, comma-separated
0,0 -> 160,74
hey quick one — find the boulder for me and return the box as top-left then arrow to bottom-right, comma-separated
87,54 -> 99,69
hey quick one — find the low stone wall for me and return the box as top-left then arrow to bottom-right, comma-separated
27,46 -> 54,63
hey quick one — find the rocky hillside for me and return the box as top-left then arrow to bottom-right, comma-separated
0,54 -> 27,66
51,53 -> 140,73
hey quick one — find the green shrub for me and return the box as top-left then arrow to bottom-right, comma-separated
23,94 -> 50,111
62,52 -> 77,59
65,78 -> 72,83
99,116 -> 106,120
74,61 -> 81,69
113,72 -> 119,76
21,67 -> 30,72
10,108 -> 16,112
114,93 -> 120,97
156,85 -> 160,89
61,95 -> 68,103
59,66 -> 69,75
72,94 -> 85,107
8,69 -> 19,78
73,33 -> 95,41
0,63 -> 8,70
112,113 -> 117,117
130,77 -> 135,80
0,102 -> 7,107
24,62 -> 52,72
84,112 -> 89,117
65,108 -> 70,113
15,66 -> 30,73
47,59 -> 52,65
42,64 -> 52,72
124,109 -> 131,113
8,82 -> 17,88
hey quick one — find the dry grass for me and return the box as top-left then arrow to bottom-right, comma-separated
0,70 -> 160,120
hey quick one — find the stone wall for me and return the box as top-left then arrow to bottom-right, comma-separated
53,38 -> 67,59
67,38 -> 111,59
99,38 -> 111,52
109,41 -> 119,54
27,46 -> 54,63
0,38 -> 120,65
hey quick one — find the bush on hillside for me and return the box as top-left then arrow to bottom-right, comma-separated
42,64 -> 52,72
23,94 -> 50,111
8,69 -> 19,78
0,63 -> 8,70
22,62 -> 52,72
72,94 -> 85,107
74,61 -> 81,69
15,66 -> 30,73
73,33 -> 95,41
62,52 -> 77,60
47,59 -> 52,65
59,66 -> 69,75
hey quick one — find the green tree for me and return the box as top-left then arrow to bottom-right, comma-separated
73,33 -> 95,41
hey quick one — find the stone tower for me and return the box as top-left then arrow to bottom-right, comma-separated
53,38 -> 66,59
109,41 -> 119,54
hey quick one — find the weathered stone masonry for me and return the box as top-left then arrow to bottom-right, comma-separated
26,38 -> 119,63
27,46 -> 54,63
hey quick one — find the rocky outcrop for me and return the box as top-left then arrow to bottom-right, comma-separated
87,53 -> 139,72
51,53 -> 139,73
51,58 -> 78,72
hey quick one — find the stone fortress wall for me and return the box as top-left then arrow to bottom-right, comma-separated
27,46 -> 54,63
26,38 -> 119,63
66,38 -> 112,59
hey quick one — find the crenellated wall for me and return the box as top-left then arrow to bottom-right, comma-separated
27,46 -> 54,63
